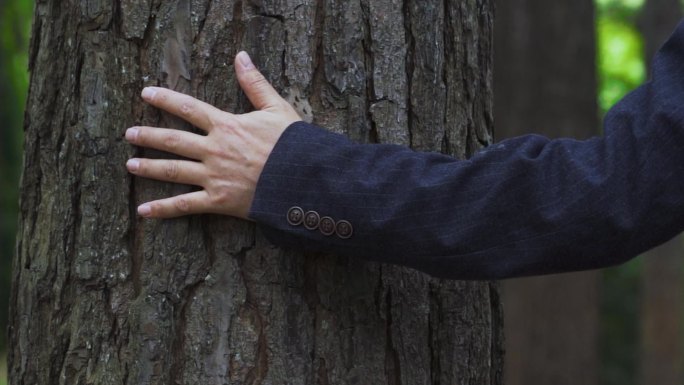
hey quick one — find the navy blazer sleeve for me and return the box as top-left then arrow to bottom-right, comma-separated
249,21 -> 684,280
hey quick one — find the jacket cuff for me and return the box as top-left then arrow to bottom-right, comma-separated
248,121 -> 358,253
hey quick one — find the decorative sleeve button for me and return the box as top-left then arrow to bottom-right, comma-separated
287,207 -> 352,239
335,220 -> 353,239
304,211 -> 321,230
287,207 -> 305,226
319,217 -> 336,236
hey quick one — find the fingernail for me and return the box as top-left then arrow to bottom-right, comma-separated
141,87 -> 157,100
126,159 -> 140,172
125,127 -> 139,141
138,204 -> 152,217
237,51 -> 255,70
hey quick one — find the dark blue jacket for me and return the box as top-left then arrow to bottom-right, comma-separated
249,21 -> 684,280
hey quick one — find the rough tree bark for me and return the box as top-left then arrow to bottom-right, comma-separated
9,0 -> 503,384
638,1 -> 683,383
494,1 -> 599,385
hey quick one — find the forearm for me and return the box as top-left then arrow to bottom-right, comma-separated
249,21 -> 684,280
248,124 -> 632,279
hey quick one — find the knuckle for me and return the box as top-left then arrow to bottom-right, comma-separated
175,197 -> 191,212
135,127 -> 146,143
157,92 -> 168,103
164,161 -> 180,180
215,120 -> 237,134
179,101 -> 195,118
135,159 -> 146,173
148,202 -> 159,216
211,184 -> 232,206
206,144 -> 224,159
250,79 -> 268,91
248,72 -> 268,89
279,100 -> 295,113
163,132 -> 182,149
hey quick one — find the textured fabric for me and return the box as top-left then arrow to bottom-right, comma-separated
249,21 -> 684,280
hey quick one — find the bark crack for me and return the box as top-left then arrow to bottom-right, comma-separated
193,0 -> 213,45
441,0 -> 450,155
428,283 -> 441,385
360,0 -> 378,144
233,0 -> 245,51
403,0 -> 415,148
383,281 -> 401,385
303,255 -> 325,385
488,281 -> 504,385
169,276 -> 207,384
235,246 -> 269,385
309,0 -> 326,114
28,11 -> 42,71
112,0 -> 122,35
23,135 -> 41,270
128,170 -> 142,297
140,4 -> 159,44
257,13 -> 285,22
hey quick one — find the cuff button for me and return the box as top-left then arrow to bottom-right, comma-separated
287,207 -> 305,226
336,220 -> 353,239
304,211 -> 321,230
319,217 -> 336,236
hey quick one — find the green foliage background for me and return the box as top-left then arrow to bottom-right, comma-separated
597,0 -> 646,111
0,0 -> 32,357
0,0 -> 676,384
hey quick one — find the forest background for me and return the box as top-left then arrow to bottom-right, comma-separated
0,0 -> 678,384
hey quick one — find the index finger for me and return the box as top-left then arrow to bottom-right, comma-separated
141,87 -> 230,132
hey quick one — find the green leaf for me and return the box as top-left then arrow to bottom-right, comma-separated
597,18 -> 646,114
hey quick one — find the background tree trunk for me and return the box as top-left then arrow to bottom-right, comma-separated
494,1 -> 600,384
9,1 -> 503,384
638,1 -> 684,383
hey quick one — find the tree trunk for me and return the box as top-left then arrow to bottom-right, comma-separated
9,1 -> 503,384
638,2 -> 684,384
494,1 -> 599,385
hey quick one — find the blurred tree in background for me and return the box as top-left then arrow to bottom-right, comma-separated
637,1 -> 684,384
494,1 -> 600,384
0,0 -> 32,353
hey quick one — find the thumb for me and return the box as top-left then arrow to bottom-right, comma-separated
235,51 -> 282,111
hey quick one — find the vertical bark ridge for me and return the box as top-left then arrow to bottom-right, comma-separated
383,286 -> 401,385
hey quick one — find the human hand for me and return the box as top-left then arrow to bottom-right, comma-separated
125,51 -> 301,219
